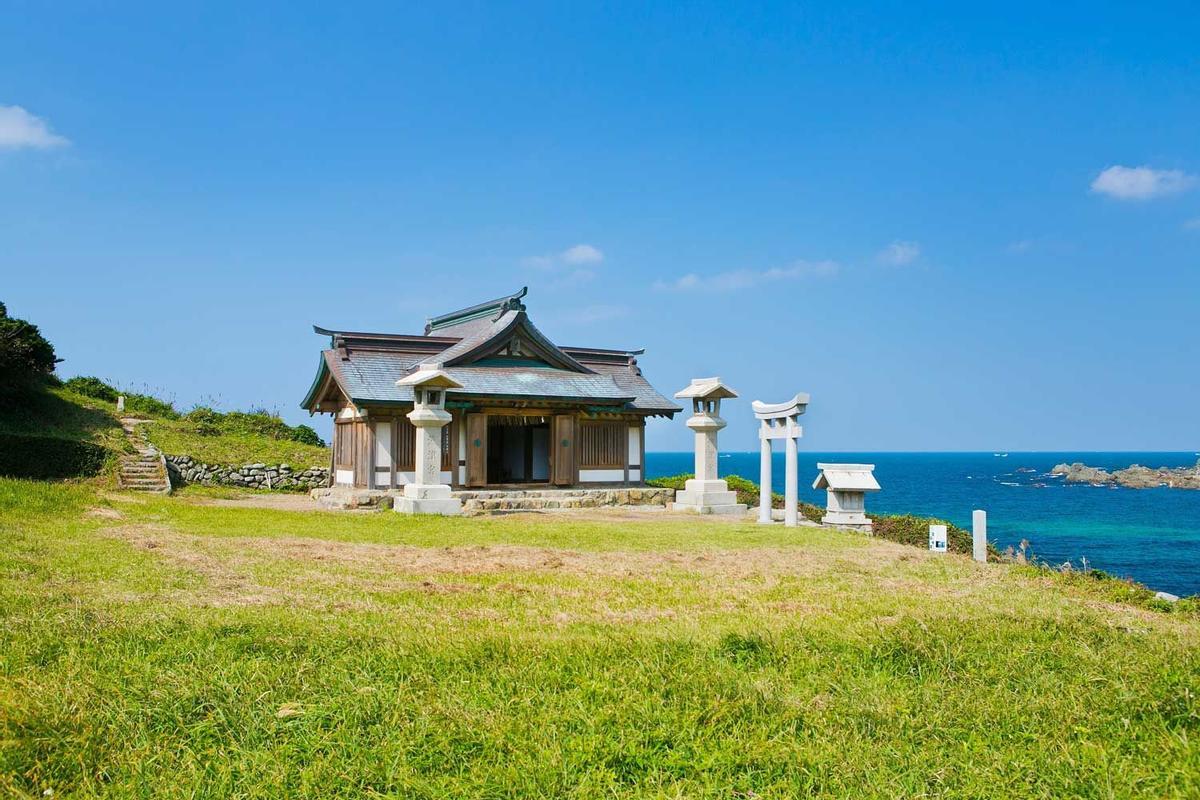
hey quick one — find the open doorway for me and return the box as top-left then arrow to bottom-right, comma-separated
487,416 -> 550,484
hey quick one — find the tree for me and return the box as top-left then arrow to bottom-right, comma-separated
0,301 -> 60,392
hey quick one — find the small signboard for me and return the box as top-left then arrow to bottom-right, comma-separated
929,524 -> 948,554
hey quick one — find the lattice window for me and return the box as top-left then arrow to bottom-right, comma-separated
392,417 -> 453,472
578,421 -> 624,468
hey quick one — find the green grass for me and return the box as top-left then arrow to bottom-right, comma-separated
1,477 -> 1198,798
0,386 -> 127,451
144,419 -> 330,469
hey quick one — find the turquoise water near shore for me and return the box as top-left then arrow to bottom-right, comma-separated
645,452 -> 1200,597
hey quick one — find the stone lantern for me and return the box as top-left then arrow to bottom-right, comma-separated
669,377 -> 746,515
812,463 -> 880,532
394,364 -> 463,516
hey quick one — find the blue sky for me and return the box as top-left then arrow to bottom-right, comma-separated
3,2 -> 1198,451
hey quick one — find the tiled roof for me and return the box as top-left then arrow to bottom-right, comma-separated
585,362 -> 682,413
326,350 -> 637,405
304,289 -> 681,415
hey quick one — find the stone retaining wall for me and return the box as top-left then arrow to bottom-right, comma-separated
165,454 -> 329,491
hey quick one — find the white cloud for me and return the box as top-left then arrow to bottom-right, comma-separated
0,105 -> 70,150
1091,165 -> 1197,201
523,243 -> 604,270
1184,217 -> 1200,231
561,243 -> 603,265
877,240 -> 921,266
654,259 -> 838,292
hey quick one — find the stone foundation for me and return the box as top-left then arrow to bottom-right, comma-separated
310,486 -> 673,514
165,455 -> 329,492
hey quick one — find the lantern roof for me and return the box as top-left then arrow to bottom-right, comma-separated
674,377 -> 738,401
396,364 -> 463,390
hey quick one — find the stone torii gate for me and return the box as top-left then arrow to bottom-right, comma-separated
751,393 -> 810,526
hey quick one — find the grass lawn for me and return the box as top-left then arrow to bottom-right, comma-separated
1,478 -> 1198,798
143,419 -> 330,469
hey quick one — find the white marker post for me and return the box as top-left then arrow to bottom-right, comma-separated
117,395 -> 125,413
972,510 -> 987,563
929,524 -> 947,554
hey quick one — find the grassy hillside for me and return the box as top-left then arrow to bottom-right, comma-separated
55,376 -> 330,471
143,418 -> 330,469
0,385 -> 127,452
1,477 -> 1197,798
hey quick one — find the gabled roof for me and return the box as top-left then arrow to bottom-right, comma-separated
813,463 -> 881,492
425,286 -> 529,337
302,288 -> 682,415
423,309 -> 594,374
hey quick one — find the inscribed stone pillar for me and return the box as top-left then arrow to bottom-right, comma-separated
394,365 -> 463,516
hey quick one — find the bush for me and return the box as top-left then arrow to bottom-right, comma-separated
63,376 -> 119,403
0,433 -> 109,480
0,302 -> 59,394
181,406 -> 325,446
290,424 -> 324,447
124,393 -> 178,419
62,375 -> 179,419
868,514 -> 977,556
647,472 -> 825,522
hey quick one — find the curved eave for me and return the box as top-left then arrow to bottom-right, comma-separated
299,353 -> 331,410
300,351 -> 351,412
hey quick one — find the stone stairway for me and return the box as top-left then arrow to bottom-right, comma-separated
453,487 -> 670,516
117,419 -> 172,494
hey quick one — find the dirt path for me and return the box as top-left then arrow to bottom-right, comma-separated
188,492 -> 326,511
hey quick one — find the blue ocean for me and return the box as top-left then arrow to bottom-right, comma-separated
645,452 -> 1200,597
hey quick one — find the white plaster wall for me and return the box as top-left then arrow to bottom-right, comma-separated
374,422 -> 392,469
335,469 -> 354,485
579,469 -> 625,483
628,426 -> 641,467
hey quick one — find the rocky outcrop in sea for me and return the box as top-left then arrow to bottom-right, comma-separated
1051,461 -> 1200,490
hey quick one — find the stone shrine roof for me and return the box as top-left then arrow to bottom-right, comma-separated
812,463 -> 881,492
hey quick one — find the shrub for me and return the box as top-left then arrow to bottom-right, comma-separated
0,302 -> 59,394
63,376 -> 179,419
123,393 -> 178,419
868,514 -> 977,556
647,472 -> 824,522
0,433 -> 109,480
290,424 -> 324,447
181,406 -> 325,446
63,376 -> 119,402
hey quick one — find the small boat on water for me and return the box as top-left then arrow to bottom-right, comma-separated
994,453 -> 1008,457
